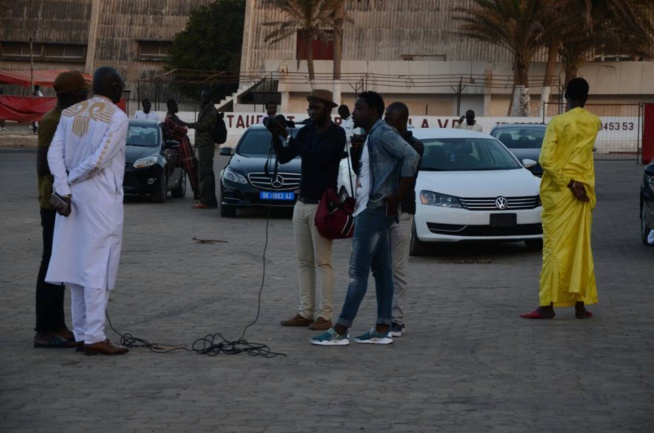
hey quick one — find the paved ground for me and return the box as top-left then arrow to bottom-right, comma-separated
0,146 -> 652,433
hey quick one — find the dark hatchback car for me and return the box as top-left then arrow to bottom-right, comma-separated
490,123 -> 547,176
219,124 -> 301,217
123,119 -> 186,203
640,161 -> 654,246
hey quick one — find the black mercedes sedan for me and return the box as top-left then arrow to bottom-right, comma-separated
219,124 -> 301,217
123,119 -> 186,203
640,161 -> 654,246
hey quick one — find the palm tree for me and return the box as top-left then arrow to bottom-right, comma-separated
558,0 -> 654,84
455,0 -> 545,116
540,0 -> 653,106
263,0 -> 344,88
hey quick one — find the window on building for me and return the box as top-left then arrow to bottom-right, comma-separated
0,42 -> 85,61
43,44 -> 86,59
137,41 -> 173,60
296,30 -> 333,61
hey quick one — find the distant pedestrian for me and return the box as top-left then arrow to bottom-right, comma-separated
0,87 -> 7,131
187,88 -> 218,209
134,98 -> 160,121
454,109 -> 482,132
32,85 -> 43,135
46,66 -> 130,356
260,100 -> 278,123
383,102 -> 424,337
338,104 -> 357,142
165,98 -> 200,200
33,71 -> 89,349
521,77 -> 601,320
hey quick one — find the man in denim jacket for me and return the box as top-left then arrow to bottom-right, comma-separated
311,91 -> 420,346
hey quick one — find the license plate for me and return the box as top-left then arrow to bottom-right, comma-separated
490,213 -> 517,227
260,191 -> 295,200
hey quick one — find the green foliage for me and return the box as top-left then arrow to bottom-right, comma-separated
167,0 -> 246,73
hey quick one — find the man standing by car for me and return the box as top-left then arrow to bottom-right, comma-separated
383,102 -> 424,337
454,109 -> 482,132
270,89 -> 346,332
310,91 -> 420,346
521,77 -> 601,320
187,88 -> 218,209
259,100 -> 278,124
134,98 -> 160,121
46,66 -> 129,355
164,98 -> 200,200
33,70 -> 89,349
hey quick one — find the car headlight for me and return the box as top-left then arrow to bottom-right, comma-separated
646,173 -> 654,189
419,190 -> 462,208
223,167 -> 247,184
133,156 -> 157,168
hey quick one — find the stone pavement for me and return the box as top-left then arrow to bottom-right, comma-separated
0,148 -> 652,433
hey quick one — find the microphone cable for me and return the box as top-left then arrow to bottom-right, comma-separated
105,145 -> 286,358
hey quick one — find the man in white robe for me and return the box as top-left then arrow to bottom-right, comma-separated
46,66 -> 129,356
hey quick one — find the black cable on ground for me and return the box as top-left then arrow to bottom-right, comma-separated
105,203 -> 285,358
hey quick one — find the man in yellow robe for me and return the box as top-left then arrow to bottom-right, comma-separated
521,77 -> 601,320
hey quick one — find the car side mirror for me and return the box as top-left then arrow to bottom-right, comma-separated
522,158 -> 537,168
645,166 -> 654,176
219,147 -> 233,156
164,140 -> 179,149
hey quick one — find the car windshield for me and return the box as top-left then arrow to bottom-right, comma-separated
127,125 -> 159,147
419,138 -> 522,171
236,128 -> 300,157
491,126 -> 545,149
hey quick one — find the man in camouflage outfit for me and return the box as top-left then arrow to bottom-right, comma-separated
188,88 -> 218,208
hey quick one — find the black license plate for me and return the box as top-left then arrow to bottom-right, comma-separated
490,213 -> 517,227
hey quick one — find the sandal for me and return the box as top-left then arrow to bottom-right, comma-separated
34,333 -> 75,348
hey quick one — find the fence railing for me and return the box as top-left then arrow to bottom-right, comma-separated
543,102 -> 642,161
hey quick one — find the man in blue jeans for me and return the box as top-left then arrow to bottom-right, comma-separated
310,91 -> 420,346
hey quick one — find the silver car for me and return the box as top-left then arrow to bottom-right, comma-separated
489,124 -> 547,176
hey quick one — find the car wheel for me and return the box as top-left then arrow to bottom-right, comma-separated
338,186 -> 349,203
409,220 -> 428,256
220,205 -> 236,217
524,239 -> 543,251
151,170 -> 167,203
641,202 -> 653,246
171,168 -> 186,198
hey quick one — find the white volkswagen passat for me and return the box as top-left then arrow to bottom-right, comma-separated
409,128 -> 542,255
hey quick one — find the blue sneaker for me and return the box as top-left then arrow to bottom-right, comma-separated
353,327 -> 393,345
310,328 -> 349,346
389,322 -> 404,337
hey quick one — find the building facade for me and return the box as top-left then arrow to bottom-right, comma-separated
0,0 -> 214,100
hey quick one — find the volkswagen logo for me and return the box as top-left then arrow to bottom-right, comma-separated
495,196 -> 508,210
271,175 -> 284,188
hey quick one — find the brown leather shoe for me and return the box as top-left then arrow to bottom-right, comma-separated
308,316 -> 332,331
84,339 -> 129,356
55,328 -> 75,342
280,314 -> 314,327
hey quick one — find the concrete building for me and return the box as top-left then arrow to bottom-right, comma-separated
235,0 -> 654,117
1,0 -> 652,117
0,0 -> 214,100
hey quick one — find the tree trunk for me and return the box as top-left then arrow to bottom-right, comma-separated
540,42 -> 558,117
332,2 -> 344,105
306,34 -> 315,88
511,60 -> 530,116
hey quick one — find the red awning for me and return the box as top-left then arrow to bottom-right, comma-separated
0,69 -> 92,88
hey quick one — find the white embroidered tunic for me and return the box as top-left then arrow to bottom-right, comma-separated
46,96 -> 128,290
